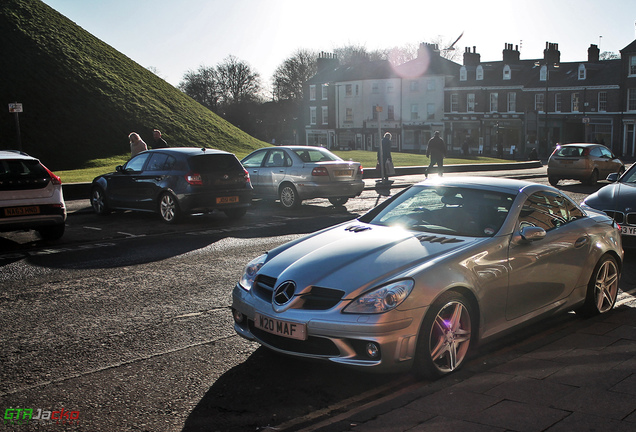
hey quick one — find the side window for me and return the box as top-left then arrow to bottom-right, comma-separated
265,150 -> 286,167
146,153 -> 170,171
518,191 -> 579,231
241,150 -> 267,168
589,147 -> 602,158
124,153 -> 150,172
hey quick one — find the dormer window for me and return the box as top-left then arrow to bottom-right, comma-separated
503,65 -> 511,80
578,64 -> 586,80
476,65 -> 484,81
540,65 -> 547,81
460,66 -> 467,81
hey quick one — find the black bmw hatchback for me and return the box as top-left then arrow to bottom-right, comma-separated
90,148 -> 253,223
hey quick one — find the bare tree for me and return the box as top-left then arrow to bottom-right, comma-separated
272,49 -> 318,102
216,55 -> 262,105
178,65 -> 219,110
600,51 -> 620,60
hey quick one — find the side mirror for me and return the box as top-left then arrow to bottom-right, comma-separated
115,165 -> 123,172
520,226 -> 546,242
606,172 -> 619,183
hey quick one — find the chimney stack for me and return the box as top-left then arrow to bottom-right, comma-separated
588,44 -> 600,62
463,46 -> 481,66
543,42 -> 561,65
502,43 -> 520,63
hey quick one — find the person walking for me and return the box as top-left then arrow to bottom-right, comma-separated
426,131 -> 446,178
377,132 -> 394,183
150,129 -> 168,149
129,132 -> 147,157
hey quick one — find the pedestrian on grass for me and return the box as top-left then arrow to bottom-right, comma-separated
426,131 -> 446,178
151,129 -> 168,149
129,132 -> 147,157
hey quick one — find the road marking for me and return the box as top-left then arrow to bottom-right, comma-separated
83,226 -> 102,231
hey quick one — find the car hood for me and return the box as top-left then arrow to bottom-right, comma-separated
260,222 -> 481,298
584,182 -> 636,212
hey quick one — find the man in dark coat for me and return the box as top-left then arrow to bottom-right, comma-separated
151,129 -> 168,149
426,131 -> 446,178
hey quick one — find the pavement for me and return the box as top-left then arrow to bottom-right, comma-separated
291,300 -> 636,432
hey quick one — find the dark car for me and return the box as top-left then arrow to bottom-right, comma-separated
0,150 -> 67,240
90,148 -> 253,223
582,162 -> 636,247
547,143 -> 624,186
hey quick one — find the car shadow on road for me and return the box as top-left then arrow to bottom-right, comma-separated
181,347 -> 403,432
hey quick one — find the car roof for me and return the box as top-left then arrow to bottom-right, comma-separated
558,143 -> 603,148
142,147 -> 233,156
413,176 -> 551,195
0,150 -> 38,161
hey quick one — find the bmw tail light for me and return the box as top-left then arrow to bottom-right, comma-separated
43,165 -> 62,185
312,167 -> 329,176
185,172 -> 203,185
243,168 -> 251,185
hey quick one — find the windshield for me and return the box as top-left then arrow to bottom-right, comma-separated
620,163 -> 636,183
365,185 -> 515,237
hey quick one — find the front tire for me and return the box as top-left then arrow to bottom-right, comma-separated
158,192 -> 180,224
414,291 -> 474,379
576,255 -> 620,318
279,183 -> 301,209
548,176 -> 559,186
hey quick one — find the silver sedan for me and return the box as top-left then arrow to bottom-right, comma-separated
241,146 -> 364,209
231,177 -> 623,378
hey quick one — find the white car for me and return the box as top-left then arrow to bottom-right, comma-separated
0,150 -> 66,240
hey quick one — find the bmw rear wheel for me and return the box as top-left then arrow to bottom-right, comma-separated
279,183 -> 301,209
159,192 -> 180,224
90,186 -> 111,215
414,291 -> 473,379
576,254 -> 619,317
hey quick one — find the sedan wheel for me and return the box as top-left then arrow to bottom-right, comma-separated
548,177 -> 559,187
159,192 -> 180,224
279,184 -> 301,209
576,255 -> 620,317
586,169 -> 599,186
91,187 -> 110,215
328,197 -> 349,206
414,291 -> 473,379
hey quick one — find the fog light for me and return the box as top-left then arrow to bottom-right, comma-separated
232,309 -> 244,324
366,342 -> 380,359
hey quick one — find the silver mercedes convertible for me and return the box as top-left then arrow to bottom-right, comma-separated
231,177 -> 623,378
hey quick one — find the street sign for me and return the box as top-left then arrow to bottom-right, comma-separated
9,103 -> 23,113
582,117 -> 590,124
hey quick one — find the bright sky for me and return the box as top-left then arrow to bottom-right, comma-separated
42,0 -> 636,88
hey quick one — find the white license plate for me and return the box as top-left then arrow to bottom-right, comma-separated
254,313 -> 307,340
621,226 -> 636,236
334,170 -> 353,176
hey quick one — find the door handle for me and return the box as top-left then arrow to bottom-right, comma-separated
574,236 -> 589,248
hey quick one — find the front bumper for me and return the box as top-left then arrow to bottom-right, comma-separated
231,284 -> 427,373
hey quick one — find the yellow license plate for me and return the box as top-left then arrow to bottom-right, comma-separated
335,170 -> 353,176
216,196 -> 239,204
4,206 -> 40,217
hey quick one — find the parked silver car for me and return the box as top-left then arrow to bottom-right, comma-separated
231,177 -> 623,377
241,146 -> 364,209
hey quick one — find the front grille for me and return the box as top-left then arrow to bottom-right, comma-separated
626,213 -> 636,225
250,322 -> 340,356
253,274 -> 277,302
296,287 -> 344,310
603,210 -> 624,223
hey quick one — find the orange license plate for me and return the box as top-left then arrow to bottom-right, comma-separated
4,206 -> 40,217
216,196 -> 239,204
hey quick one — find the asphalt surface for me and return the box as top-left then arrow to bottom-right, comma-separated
48,163 -> 636,431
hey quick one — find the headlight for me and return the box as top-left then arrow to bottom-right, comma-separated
343,279 -> 414,314
239,254 -> 267,291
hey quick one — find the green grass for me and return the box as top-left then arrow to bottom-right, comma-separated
54,150 -> 516,183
